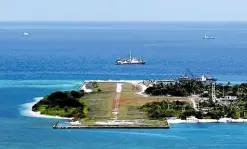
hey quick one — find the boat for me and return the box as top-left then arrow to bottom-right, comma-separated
178,74 -> 191,81
116,50 -> 146,65
203,34 -> 214,39
23,32 -> 29,36
196,74 -> 217,82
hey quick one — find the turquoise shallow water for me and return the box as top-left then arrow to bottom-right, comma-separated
1,22 -> 247,149
1,83 -> 247,149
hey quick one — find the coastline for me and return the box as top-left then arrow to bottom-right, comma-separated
20,97 -> 73,120
80,80 -> 149,96
167,118 -> 247,124
21,80 -> 247,124
19,80 -> 145,120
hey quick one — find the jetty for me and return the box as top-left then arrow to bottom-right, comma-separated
52,121 -> 170,129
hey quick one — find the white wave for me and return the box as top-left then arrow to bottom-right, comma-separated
19,97 -> 72,119
0,80 -> 83,89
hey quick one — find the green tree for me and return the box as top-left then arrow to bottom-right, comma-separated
32,90 -> 88,119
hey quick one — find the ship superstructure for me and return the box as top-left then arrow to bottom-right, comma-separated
116,50 -> 146,65
203,34 -> 215,39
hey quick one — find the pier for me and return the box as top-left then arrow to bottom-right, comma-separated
52,121 -> 170,129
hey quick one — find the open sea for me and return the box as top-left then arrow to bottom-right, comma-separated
1,22 -> 247,149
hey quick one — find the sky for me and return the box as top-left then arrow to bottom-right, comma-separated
1,0 -> 247,21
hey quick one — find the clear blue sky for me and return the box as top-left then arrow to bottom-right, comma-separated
1,0 -> 247,21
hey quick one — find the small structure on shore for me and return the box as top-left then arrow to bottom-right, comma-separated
186,116 -> 199,123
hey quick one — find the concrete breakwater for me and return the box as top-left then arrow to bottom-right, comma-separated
52,121 -> 170,129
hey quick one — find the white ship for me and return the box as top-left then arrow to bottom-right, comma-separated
203,34 -> 214,39
116,50 -> 146,65
23,32 -> 29,36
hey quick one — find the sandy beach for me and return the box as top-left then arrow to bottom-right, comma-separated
20,97 -> 72,119
128,80 -> 149,97
167,118 -> 247,124
21,80 -> 247,124
20,80 -> 146,120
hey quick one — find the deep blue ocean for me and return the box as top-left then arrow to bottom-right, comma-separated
1,22 -> 247,149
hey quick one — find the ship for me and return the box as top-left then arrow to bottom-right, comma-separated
178,72 -> 216,83
23,32 -> 29,36
196,74 -> 217,82
178,74 -> 192,82
203,34 -> 214,39
116,50 -> 146,65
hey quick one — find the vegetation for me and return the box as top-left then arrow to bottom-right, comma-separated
32,90 -> 88,119
31,82 -> 184,124
31,81 -> 247,121
87,81 -> 102,92
199,100 -> 247,119
142,81 -> 247,120
140,100 -> 198,119
145,81 -> 206,97
140,100 -> 247,120
215,83 -> 247,99
145,81 -> 247,100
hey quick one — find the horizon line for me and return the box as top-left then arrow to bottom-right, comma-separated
1,20 -> 247,23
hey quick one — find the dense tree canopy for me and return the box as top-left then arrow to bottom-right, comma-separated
145,81 -> 247,101
140,100 -> 194,119
140,100 -> 247,120
145,81 -> 205,97
32,90 -> 88,118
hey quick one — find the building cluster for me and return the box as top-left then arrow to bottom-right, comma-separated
200,95 -> 237,105
143,73 -> 238,107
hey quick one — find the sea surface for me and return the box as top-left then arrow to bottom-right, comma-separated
1,22 -> 247,149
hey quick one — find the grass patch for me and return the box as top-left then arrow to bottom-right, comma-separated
83,82 -> 186,120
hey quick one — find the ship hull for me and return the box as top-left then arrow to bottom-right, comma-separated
116,62 -> 146,65
203,37 -> 215,39
115,50 -> 146,65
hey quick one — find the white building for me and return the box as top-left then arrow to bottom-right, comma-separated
224,96 -> 237,101
186,116 -> 199,123
218,96 -> 237,105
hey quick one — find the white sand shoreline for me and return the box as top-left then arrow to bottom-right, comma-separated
20,97 -> 73,120
20,97 -> 247,124
20,80 -> 147,120
167,118 -> 247,124
21,80 -> 247,124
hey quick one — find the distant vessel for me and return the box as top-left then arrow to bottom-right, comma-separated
178,74 -> 191,81
178,72 -> 217,83
203,34 -> 214,39
23,32 -> 29,36
116,50 -> 146,65
197,74 -> 217,82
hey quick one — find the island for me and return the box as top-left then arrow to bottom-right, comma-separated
32,77 -> 247,129
32,90 -> 88,119
33,81 -> 170,129
143,79 -> 247,123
